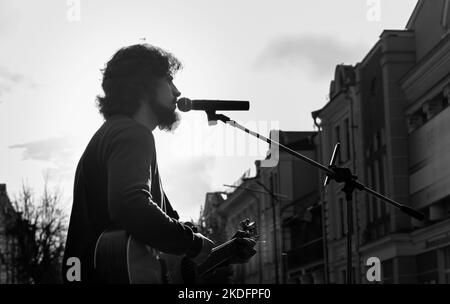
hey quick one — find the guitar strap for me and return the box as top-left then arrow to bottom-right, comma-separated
152,136 -> 179,220
159,257 -> 170,284
154,161 -> 167,214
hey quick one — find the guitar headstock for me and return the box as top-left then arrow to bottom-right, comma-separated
201,218 -> 258,273
239,218 -> 258,239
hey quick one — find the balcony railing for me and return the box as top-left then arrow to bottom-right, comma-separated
286,238 -> 323,269
362,214 -> 391,244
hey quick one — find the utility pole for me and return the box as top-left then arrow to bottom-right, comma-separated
256,179 -> 280,284
225,180 -> 287,284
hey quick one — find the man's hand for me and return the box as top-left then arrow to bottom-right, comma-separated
228,230 -> 257,264
191,233 -> 214,265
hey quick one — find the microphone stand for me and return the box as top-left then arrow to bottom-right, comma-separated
205,110 -> 425,284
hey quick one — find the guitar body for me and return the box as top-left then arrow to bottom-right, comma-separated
94,229 -> 185,283
94,220 -> 257,284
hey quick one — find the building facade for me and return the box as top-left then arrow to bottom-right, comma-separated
199,0 -> 450,284
314,0 -> 450,283
211,169 -> 263,284
0,184 -> 27,283
268,132 -> 323,284
399,0 -> 450,284
201,131 -> 321,284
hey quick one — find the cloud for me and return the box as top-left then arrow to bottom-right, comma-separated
9,136 -> 82,182
9,137 -> 78,162
9,137 -> 216,221
255,35 -> 369,79
0,66 -> 36,101
160,156 -> 216,221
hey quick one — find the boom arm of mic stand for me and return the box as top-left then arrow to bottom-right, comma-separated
209,112 -> 334,174
210,112 -> 425,222
358,183 -> 425,221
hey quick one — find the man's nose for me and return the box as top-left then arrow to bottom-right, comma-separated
173,85 -> 181,97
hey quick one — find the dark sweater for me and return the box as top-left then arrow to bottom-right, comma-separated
62,115 -> 202,283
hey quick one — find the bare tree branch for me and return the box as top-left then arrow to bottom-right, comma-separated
10,181 -> 67,283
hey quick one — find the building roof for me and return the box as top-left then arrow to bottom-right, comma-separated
271,130 -> 316,151
0,184 -> 19,231
406,0 -> 425,30
312,64 -> 357,118
0,184 -> 15,213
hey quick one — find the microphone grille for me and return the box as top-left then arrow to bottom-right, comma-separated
177,97 -> 192,112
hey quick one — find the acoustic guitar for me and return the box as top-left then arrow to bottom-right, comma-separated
94,219 -> 258,283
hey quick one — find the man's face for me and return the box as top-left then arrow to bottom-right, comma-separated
150,76 -> 181,131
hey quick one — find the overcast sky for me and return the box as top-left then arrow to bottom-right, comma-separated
0,0 -> 417,221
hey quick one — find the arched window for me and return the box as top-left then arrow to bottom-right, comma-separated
370,78 -> 377,96
442,0 -> 450,34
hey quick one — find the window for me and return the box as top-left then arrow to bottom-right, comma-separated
442,0 -> 450,32
370,78 -> 377,96
443,246 -> 450,283
373,132 -> 379,151
339,198 -> 347,237
366,194 -> 372,225
340,268 -> 355,283
370,164 -> 379,220
382,259 -> 393,284
417,251 -> 439,283
335,125 -> 341,163
345,118 -> 351,161
367,166 -> 374,222
373,160 -> 381,219
378,157 -> 386,216
269,228 -> 274,261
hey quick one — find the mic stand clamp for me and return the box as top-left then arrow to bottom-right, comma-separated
206,110 -> 230,124
327,165 -> 364,201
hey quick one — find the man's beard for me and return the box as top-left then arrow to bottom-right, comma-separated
150,101 -> 180,132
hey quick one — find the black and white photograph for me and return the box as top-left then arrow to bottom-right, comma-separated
1,0 -> 449,292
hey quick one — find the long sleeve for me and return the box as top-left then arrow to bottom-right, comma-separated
105,122 -> 202,256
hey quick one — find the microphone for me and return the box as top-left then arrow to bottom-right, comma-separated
177,97 -> 250,112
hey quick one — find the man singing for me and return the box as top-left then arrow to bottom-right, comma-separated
62,44 -> 223,283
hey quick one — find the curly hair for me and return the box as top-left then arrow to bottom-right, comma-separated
96,44 -> 182,119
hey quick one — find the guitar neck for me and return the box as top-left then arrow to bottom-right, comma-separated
197,239 -> 236,276
195,220 -> 258,277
